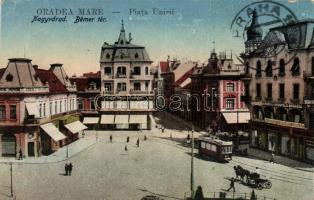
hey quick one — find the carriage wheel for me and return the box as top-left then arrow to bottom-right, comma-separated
257,182 -> 263,190
265,181 -> 272,189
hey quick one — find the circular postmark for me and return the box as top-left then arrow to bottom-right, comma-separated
230,0 -> 302,65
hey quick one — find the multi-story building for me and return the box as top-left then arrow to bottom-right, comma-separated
190,51 -> 250,133
241,11 -> 314,163
70,71 -> 101,129
99,21 -> 154,130
0,58 -> 84,157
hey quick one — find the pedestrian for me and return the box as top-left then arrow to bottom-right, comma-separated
125,145 -> 128,152
18,149 -> 23,160
64,163 -> 68,176
194,185 -> 204,200
227,177 -> 236,192
136,138 -> 140,147
270,152 -> 275,163
187,134 -> 191,143
144,135 -> 147,141
170,133 -> 172,140
127,136 -> 130,143
110,134 -> 112,143
68,162 -> 73,176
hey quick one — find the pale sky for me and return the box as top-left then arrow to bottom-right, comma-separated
0,0 -> 314,76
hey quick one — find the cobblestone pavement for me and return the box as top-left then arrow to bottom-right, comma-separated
0,130 -> 313,200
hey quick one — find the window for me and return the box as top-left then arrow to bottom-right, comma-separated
279,59 -> 285,76
293,84 -> 299,99
226,99 -> 235,109
145,67 -> 149,75
291,57 -> 300,75
117,66 -> 126,77
117,83 -> 126,92
5,73 -> 13,82
104,83 -> 112,92
267,83 -> 272,99
43,103 -> 46,117
55,101 -> 57,114
106,53 -> 110,59
10,105 -> 16,120
133,82 -> 141,91
78,98 -> 83,110
256,83 -> 261,98
135,53 -> 139,59
90,98 -> 95,110
265,60 -> 273,77
226,83 -> 235,92
133,66 -> 141,75
60,100 -> 62,113
279,84 -> 285,99
145,82 -> 149,91
39,104 -> 42,118
245,62 -> 250,74
0,105 -> 6,120
50,102 -> 52,115
104,67 -> 112,76
256,60 -> 262,77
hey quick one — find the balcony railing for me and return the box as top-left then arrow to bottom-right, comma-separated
129,90 -> 154,95
116,74 -> 127,78
264,118 -> 305,129
0,86 -> 49,94
304,96 -> 314,105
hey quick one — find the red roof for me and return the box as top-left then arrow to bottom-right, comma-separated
69,77 -> 88,91
175,68 -> 194,87
36,69 -> 68,94
159,61 -> 169,73
82,71 -> 100,78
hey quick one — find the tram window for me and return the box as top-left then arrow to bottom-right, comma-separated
201,142 -> 205,148
212,145 -> 217,152
206,143 -> 211,150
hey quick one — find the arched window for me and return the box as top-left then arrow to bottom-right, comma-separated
106,53 -> 110,59
135,53 -> 139,59
256,60 -> 262,77
145,66 -> 149,75
279,59 -> 285,76
5,73 -> 13,82
291,57 -> 300,76
265,60 -> 273,77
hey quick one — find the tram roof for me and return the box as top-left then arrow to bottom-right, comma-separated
199,136 -> 233,146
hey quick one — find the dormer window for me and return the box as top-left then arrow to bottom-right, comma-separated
5,73 -> 13,82
106,53 -> 110,59
135,53 -> 139,59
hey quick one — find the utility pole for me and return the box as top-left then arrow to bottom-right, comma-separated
190,125 -> 194,198
10,162 -> 13,197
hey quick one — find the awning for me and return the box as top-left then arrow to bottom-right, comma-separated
83,117 -> 99,124
100,114 -> 115,124
40,123 -> 66,142
222,112 -> 250,124
129,115 -> 147,124
115,115 -> 129,124
25,102 -> 39,117
64,121 -> 88,134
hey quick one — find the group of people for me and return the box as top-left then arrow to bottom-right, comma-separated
107,134 -> 147,152
64,162 -> 73,176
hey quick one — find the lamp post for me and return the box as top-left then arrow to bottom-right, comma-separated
10,162 -> 13,197
190,125 -> 195,198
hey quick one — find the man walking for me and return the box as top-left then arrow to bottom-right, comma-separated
125,145 -> 128,152
110,134 -> 112,143
136,138 -> 140,147
18,149 -> 23,160
64,163 -> 68,176
227,177 -> 236,192
68,163 -> 73,176
127,136 -> 130,143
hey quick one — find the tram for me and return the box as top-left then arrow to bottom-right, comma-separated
198,136 -> 233,162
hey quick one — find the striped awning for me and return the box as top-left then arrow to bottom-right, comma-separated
100,115 -> 115,124
129,115 -> 147,124
40,123 -> 66,142
64,121 -> 88,134
114,115 -> 129,124
83,117 -> 99,124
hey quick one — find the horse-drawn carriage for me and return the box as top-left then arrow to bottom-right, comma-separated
234,165 -> 272,189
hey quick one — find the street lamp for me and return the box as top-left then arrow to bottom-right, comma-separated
190,125 -> 195,198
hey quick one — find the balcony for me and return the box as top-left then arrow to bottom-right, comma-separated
116,74 -> 127,78
252,118 -> 306,129
304,96 -> 314,105
0,86 -> 49,94
129,90 -> 154,95
303,71 -> 314,80
103,74 -> 113,79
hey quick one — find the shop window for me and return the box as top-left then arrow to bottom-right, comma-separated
10,105 -> 16,120
0,105 -> 6,120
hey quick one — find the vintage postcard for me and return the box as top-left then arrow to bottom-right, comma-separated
0,0 -> 313,199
